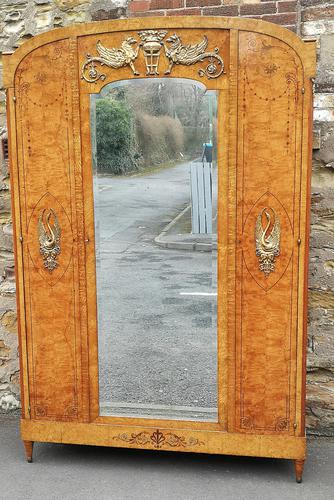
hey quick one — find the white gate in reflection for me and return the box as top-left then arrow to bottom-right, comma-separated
190,161 -> 213,234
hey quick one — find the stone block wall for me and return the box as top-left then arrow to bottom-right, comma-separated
300,0 -> 334,436
0,0 -> 333,435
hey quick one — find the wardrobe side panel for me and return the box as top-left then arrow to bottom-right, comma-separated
235,32 -> 304,433
14,40 -> 84,421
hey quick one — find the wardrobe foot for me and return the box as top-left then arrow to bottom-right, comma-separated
294,459 -> 304,483
23,440 -> 34,463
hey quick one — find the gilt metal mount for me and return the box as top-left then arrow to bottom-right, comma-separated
38,208 -> 61,272
81,30 -> 224,83
255,207 -> 280,277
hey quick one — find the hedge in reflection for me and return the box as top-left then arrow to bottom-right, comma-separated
96,98 -> 139,175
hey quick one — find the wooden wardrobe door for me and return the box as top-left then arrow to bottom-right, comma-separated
232,32 -> 307,434
13,40 -> 87,421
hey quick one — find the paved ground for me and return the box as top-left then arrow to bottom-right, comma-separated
95,162 -> 218,419
1,416 -> 334,500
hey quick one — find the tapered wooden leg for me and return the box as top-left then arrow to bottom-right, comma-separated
23,440 -> 34,463
294,459 -> 305,483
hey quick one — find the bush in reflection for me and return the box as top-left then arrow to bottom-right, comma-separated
96,98 -> 139,175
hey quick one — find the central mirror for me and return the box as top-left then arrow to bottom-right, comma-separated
90,78 -> 218,421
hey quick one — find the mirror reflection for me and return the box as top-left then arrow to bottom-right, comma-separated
91,78 -> 218,421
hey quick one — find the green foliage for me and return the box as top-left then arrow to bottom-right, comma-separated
95,98 -> 139,175
95,80 -> 217,175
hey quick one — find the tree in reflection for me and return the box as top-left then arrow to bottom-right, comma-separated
95,79 -> 217,176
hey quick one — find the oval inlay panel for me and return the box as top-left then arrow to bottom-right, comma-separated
242,192 -> 293,291
27,192 -> 73,286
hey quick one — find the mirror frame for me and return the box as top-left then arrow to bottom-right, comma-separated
80,36 -> 228,429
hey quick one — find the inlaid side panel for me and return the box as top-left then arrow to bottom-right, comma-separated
14,40 -> 85,421
234,32 -> 304,433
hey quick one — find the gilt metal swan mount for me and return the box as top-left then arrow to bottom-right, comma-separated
255,207 -> 281,277
81,30 -> 225,83
38,208 -> 61,272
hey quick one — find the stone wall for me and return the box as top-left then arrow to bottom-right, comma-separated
0,0 -> 333,435
300,0 -> 334,436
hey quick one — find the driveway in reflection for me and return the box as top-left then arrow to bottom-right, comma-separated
95,161 -> 218,420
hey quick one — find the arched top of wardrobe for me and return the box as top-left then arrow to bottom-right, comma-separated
3,16 -> 316,88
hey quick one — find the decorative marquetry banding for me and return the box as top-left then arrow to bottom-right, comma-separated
240,416 -> 254,430
69,36 -> 90,420
35,406 -> 48,418
112,429 -> 205,449
275,417 -> 289,432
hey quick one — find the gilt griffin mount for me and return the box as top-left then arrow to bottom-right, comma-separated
81,30 -> 225,83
